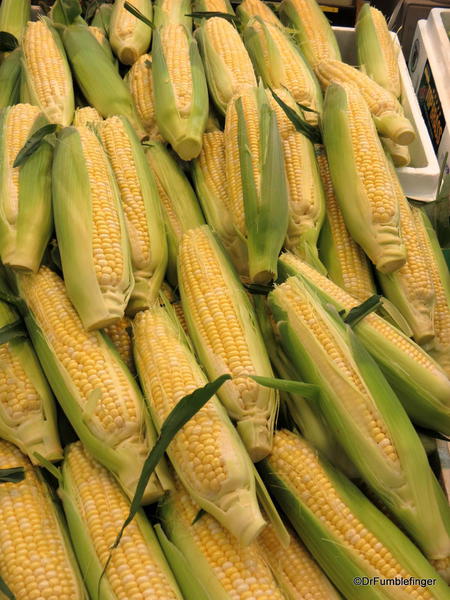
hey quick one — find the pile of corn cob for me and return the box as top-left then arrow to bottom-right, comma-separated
0,0 -> 450,597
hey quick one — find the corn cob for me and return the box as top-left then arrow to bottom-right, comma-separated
315,59 -> 414,145
104,316 -> 135,373
237,0 -> 283,27
377,164 -> 435,345
160,282 -> 190,334
192,126 -> 249,277
21,18 -> 74,126
382,137 -> 411,167
60,442 -> 183,600
98,115 -> 167,314
158,475 -> 285,599
153,0 -> 192,28
91,2 -> 114,34
0,440 -> 86,599
243,17 -> 323,124
258,520 -> 341,600
110,0 -> 152,65
260,430 -> 450,600
0,0 -> 30,44
178,225 -> 278,461
195,0 -> 234,13
60,20 -> 145,137
278,252 -> 450,435
145,141 -> 205,284
72,106 -> 103,127
0,47 -> 22,108
316,146 -> 376,301
356,3 -> 401,99
0,104 -> 53,273
125,53 -> 161,138
17,266 -> 171,503
224,84 -> 289,283
195,16 -> 256,115
133,303 -> 265,544
151,23 -> 209,160
88,25 -> 116,63
269,275 -> 450,570
278,0 -> 341,68
322,82 -> 406,273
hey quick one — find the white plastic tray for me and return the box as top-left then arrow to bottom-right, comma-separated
333,26 -> 441,202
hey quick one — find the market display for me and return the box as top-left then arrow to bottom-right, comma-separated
0,0 -> 449,598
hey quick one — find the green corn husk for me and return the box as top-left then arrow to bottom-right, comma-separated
152,25 -> 209,160
15,266 -> 172,504
52,126 -> 134,331
195,0 -> 234,13
278,252 -> 450,436
356,3 -> 401,99
0,47 -> 21,108
91,3 -> 114,33
381,137 -> 411,168
88,25 -> 116,64
224,83 -> 289,284
153,0 -> 192,28
278,0 -> 341,68
0,0 -> 30,44
236,0 -> 283,27
0,104 -> 53,273
133,302 -> 265,544
178,225 -> 278,461
269,275 -> 450,572
322,82 -> 407,274
144,141 -> 205,285
60,21 -> 145,137
59,442 -> 183,600
109,0 -> 152,65
260,430 -> 450,600
97,116 -> 168,315
0,440 -> 88,599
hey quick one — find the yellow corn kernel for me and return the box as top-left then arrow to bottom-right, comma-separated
369,6 -> 401,98
199,0 -> 230,10
239,0 -> 282,26
127,54 -> 160,138
72,106 -> 102,127
104,316 -> 134,372
89,25 -> 107,46
160,24 -> 193,115
0,344 -> 41,421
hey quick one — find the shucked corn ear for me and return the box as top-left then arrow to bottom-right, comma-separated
322,82 -> 406,273
152,23 -> 209,160
98,115 -> 167,314
260,430 -> 450,600
125,53 -> 160,139
237,0 -> 283,27
269,276 -> 450,569
0,47 -> 22,108
243,17 -> 323,124
60,442 -> 183,600
104,316 -> 135,373
110,0 -> 152,65
21,18 -> 74,126
133,303 -> 265,544
278,0 -> 341,68
145,141 -> 205,284
0,440 -> 86,599
315,59 -> 414,145
0,104 -> 52,273
52,126 -> 133,330
224,84 -> 289,283
356,3 -> 401,99
157,475 -> 284,600
72,106 -> 103,127
278,252 -> 450,435
178,225 -> 278,461
195,16 -> 257,115
316,146 -> 376,302
0,0 -> 30,44
17,266 -> 171,503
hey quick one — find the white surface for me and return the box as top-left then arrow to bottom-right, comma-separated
333,26 -> 441,202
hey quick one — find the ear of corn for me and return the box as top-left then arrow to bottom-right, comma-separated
278,0 -> 341,68
322,82 -> 406,274
0,440 -> 87,599
104,316 -> 135,374
88,25 -> 116,64
125,53 -> 161,139
356,3 -> 401,99
110,0 -> 152,65
195,0 -> 234,13
158,475 -> 284,599
269,275 -> 450,568
91,2 -> 114,34
195,17 -> 256,115
224,84 -> 289,283
152,24 -> 209,160
178,225 -> 278,461
0,47 -> 22,108
98,115 -> 168,314
382,137 -> 411,167
0,0 -> 30,44
260,430 -> 450,600
17,266 -> 171,503
236,0 -> 283,28
277,252 -> 450,435
0,104 -> 53,273
61,21 -> 145,137
21,18 -> 74,126
59,442 -> 183,600
133,303 -> 265,544
72,106 -> 103,127
153,0 -> 192,28
243,17 -> 323,125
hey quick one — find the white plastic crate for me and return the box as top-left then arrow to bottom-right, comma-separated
333,26 -> 441,202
